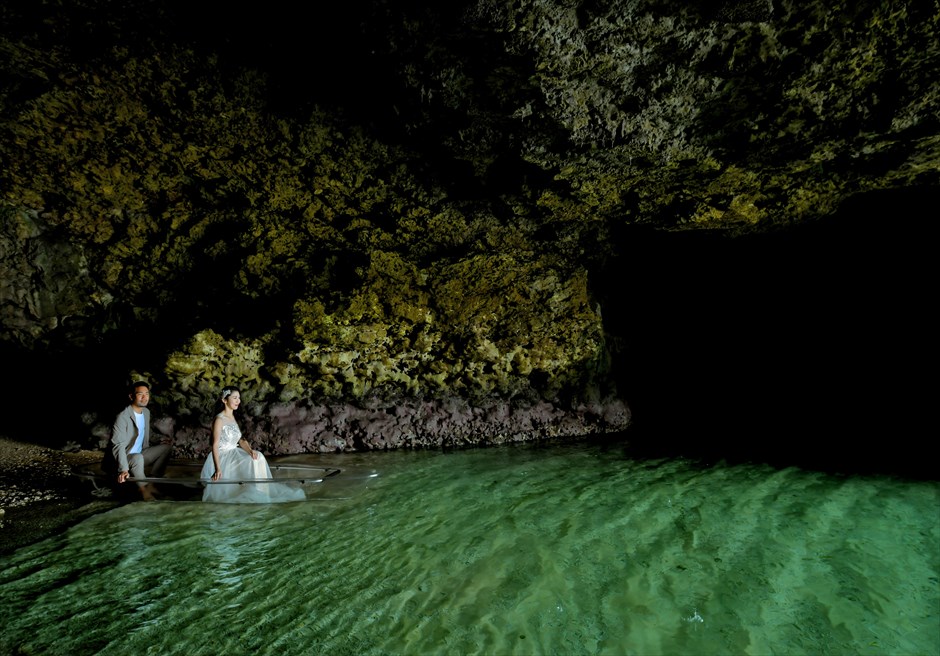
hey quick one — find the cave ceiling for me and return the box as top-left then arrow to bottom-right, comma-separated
0,0 -> 936,448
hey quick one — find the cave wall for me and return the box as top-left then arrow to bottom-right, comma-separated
0,0 -> 936,466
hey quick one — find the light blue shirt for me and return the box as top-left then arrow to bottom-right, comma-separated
130,411 -> 145,454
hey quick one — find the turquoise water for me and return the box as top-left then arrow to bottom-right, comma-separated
0,440 -> 937,656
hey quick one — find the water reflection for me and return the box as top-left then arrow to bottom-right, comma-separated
0,441 -> 937,655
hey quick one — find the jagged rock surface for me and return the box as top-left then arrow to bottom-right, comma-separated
0,0 -> 936,454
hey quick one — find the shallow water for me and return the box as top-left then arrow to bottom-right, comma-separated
1,440 -> 937,656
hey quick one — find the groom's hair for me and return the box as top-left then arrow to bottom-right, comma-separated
129,380 -> 151,394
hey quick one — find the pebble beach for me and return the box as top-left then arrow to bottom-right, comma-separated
0,435 -> 116,556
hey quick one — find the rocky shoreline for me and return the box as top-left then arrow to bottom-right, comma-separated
0,435 -> 117,556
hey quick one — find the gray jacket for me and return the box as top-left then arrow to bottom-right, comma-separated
109,405 -> 151,473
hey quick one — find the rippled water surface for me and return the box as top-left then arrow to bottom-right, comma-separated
1,440 -> 937,655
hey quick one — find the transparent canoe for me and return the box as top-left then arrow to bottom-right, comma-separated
71,458 -> 379,502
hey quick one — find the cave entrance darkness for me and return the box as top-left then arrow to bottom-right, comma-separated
591,186 -> 934,477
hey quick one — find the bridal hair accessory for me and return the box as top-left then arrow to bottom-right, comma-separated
221,388 -> 233,401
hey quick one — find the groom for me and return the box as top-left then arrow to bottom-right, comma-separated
105,380 -> 173,501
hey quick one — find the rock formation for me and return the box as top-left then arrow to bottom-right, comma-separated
0,1 -> 935,467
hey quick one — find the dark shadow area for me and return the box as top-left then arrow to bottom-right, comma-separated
167,0 -> 404,125
1,331 -> 176,448
595,186 -> 935,479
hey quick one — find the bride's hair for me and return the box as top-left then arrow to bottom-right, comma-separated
213,385 -> 242,416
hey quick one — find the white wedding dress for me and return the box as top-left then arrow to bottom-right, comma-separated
200,420 -> 306,503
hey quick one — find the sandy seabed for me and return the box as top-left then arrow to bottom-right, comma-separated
0,435 -> 117,556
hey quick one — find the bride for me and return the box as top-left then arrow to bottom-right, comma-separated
200,386 -> 306,503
